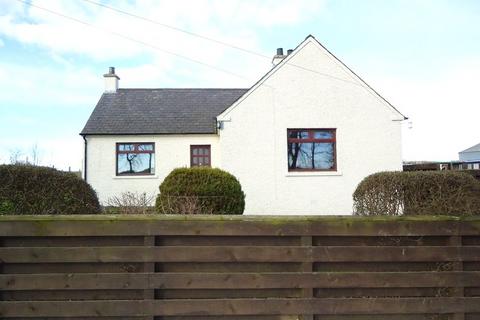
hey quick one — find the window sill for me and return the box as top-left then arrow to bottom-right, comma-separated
113,175 -> 158,180
285,171 -> 343,177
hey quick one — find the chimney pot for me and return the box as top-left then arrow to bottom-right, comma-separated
272,48 -> 286,66
287,49 -> 293,55
109,67 -> 115,74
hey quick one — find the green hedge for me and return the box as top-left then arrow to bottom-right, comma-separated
353,171 -> 480,216
0,164 -> 101,215
156,167 -> 245,215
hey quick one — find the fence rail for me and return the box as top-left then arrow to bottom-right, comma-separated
1,215 -> 480,319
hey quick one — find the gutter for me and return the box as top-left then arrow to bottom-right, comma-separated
81,135 -> 88,182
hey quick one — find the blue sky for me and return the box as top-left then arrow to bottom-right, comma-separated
1,0 -> 479,169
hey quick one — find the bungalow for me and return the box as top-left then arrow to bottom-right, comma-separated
80,35 -> 406,215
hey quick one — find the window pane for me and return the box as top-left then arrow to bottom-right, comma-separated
204,157 -> 210,164
118,144 -> 134,151
198,148 -> 204,156
288,130 -> 309,139
117,153 -> 155,174
204,148 -> 209,155
313,130 -> 333,139
193,157 -> 198,165
288,142 -> 334,170
193,148 -> 198,155
314,143 -> 334,169
138,144 -> 153,151
298,142 -> 315,169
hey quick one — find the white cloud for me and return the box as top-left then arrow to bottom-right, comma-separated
366,59 -> 480,162
0,0 -> 23,15
0,0 -> 324,61
0,0 -> 325,86
208,0 -> 325,27
0,38 -> 4,47
0,62 -> 101,107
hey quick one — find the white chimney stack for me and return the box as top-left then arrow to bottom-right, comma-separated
104,67 -> 119,93
272,48 -> 286,66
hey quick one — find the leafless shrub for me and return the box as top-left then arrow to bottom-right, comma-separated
105,191 -> 155,214
156,195 -> 217,215
9,148 -> 23,164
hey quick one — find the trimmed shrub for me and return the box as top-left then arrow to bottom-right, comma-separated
353,171 -> 480,216
156,167 -> 245,215
0,164 -> 101,215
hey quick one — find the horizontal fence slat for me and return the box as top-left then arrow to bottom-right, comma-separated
3,271 -> 480,290
2,246 -> 480,263
2,297 -> 480,317
0,215 -> 471,236
0,299 -> 146,317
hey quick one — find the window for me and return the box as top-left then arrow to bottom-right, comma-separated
191,145 -> 211,167
287,129 -> 336,171
116,143 -> 155,175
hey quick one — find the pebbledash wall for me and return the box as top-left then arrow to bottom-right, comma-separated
218,38 -> 403,214
85,37 -> 404,215
85,134 -> 220,204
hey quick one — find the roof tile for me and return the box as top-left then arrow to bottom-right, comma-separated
80,88 -> 247,135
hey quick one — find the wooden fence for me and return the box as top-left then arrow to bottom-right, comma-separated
1,215 -> 480,319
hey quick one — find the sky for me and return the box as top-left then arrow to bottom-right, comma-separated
0,0 -> 479,170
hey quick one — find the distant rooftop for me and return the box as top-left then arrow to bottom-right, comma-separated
460,142 -> 480,153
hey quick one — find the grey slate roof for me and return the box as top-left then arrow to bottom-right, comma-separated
80,88 -> 248,135
460,142 -> 480,153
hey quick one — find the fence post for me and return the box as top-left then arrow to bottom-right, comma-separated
449,234 -> 464,320
143,236 -> 155,320
301,236 -> 314,320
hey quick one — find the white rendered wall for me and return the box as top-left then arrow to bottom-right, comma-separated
218,38 -> 403,215
85,135 -> 220,204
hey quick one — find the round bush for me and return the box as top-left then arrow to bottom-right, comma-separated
353,171 -> 480,216
156,167 -> 245,215
0,164 -> 101,215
